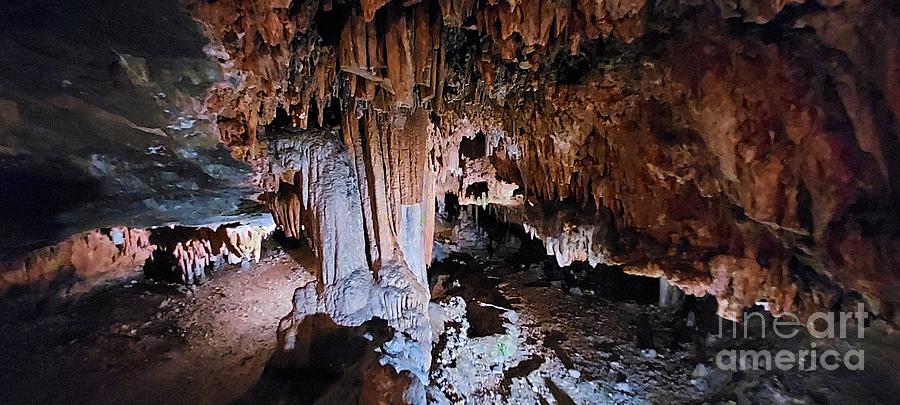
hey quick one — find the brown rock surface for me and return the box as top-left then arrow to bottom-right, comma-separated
187,0 -> 900,323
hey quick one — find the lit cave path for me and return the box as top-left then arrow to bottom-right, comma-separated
0,244 -> 317,405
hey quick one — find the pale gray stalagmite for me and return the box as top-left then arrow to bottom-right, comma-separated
659,277 -> 685,308
268,128 -> 432,403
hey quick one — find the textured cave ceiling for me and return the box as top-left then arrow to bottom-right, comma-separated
186,0 -> 900,322
2,0 -> 899,324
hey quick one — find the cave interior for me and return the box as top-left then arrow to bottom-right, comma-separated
1,0 -> 899,403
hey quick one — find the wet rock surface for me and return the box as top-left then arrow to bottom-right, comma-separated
429,252 -> 704,403
428,245 -> 900,404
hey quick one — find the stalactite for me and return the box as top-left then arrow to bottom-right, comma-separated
266,127 -> 433,403
521,222 -> 614,268
188,0 -> 338,159
189,0 -> 900,330
1,222 -> 274,294
268,129 -> 369,286
338,105 -> 436,284
263,180 -> 304,239
151,222 -> 275,285
384,3 -> 415,108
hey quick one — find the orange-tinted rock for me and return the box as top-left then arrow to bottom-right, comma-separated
187,0 -> 900,322
188,0 -> 337,159
0,221 -> 275,297
0,228 -> 153,295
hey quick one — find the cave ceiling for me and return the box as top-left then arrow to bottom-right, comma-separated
183,0 -> 900,322
0,0 -> 260,257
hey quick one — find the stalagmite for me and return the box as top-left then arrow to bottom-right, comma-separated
266,128 -> 432,403
146,221 -> 275,285
658,277 -> 684,308
268,129 -> 370,286
3,0 -> 899,402
522,222 -> 614,268
182,0 -> 900,399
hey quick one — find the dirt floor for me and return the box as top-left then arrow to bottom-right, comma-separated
0,246 -> 316,405
2,236 -> 899,405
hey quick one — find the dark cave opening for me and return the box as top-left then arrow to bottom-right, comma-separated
143,249 -> 183,283
464,181 -> 488,199
459,132 -> 486,159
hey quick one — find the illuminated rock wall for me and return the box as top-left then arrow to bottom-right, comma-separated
189,0 -> 900,324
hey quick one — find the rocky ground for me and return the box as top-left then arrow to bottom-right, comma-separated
428,252 -> 708,404
427,242 -> 900,404
2,233 -> 899,405
0,246 -> 315,405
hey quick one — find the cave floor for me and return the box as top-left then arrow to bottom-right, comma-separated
2,247 -> 899,404
428,253 -> 900,404
0,247 -> 316,405
429,255 -> 708,403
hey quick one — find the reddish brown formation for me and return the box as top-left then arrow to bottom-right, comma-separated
623,255 -> 823,321
1,223 -> 273,295
341,107 -> 435,271
265,182 -> 304,239
150,223 -> 272,284
430,3 -> 900,321
438,0 -> 646,60
0,228 -> 154,295
190,0 -> 900,322
338,1 -> 442,107
191,0 -> 443,282
190,0 -> 337,160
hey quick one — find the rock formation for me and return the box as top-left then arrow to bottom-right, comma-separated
262,128 -> 432,402
185,0 -> 900,326
0,221 -> 274,296
147,221 -> 274,284
0,227 -> 154,296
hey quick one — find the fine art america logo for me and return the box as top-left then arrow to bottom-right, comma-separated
714,304 -> 867,371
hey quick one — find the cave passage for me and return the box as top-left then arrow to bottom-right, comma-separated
2,0 -> 900,404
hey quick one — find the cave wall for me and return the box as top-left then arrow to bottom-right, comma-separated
0,0 -> 266,257
0,227 -> 154,296
429,0 -> 900,321
0,221 -> 274,297
0,0 -> 894,400
185,0 -> 899,325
